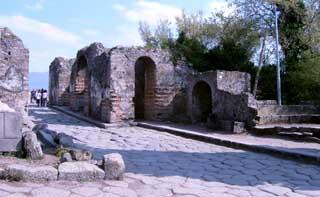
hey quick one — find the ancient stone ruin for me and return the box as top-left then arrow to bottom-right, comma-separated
0,27 -> 29,151
0,27 -> 29,115
188,71 -> 256,131
49,42 -> 256,130
49,57 -> 74,106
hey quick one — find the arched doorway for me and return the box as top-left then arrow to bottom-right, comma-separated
134,56 -> 156,120
74,56 -> 91,115
192,81 -> 212,123
74,56 -> 88,94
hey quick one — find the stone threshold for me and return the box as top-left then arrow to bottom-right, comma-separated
136,122 -> 320,165
49,105 -> 320,165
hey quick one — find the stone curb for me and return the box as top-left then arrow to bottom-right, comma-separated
136,122 -> 320,165
49,105 -> 130,129
48,105 -> 320,165
49,105 -> 106,128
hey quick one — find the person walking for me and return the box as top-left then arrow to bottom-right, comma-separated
35,90 -> 41,107
30,89 -> 35,103
42,90 -> 48,107
40,89 -> 44,107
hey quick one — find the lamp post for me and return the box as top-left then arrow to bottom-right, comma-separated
275,4 -> 282,106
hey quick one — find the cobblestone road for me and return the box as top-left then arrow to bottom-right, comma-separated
0,106 -> 320,197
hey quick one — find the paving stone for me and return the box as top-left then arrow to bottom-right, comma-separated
0,183 -> 32,193
5,164 -> 58,181
11,106 -> 320,197
259,185 -> 292,196
71,186 -> 102,196
294,187 -> 320,197
103,187 -> 137,197
58,161 -> 104,181
31,187 -> 70,197
6,194 -> 28,197
104,180 -> 129,188
172,187 -> 208,195
0,190 -> 10,196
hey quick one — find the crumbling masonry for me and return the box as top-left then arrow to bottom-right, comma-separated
49,43 -> 256,129
0,27 -> 29,151
0,27 -> 29,115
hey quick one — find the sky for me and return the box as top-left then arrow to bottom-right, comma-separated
0,0 -> 231,74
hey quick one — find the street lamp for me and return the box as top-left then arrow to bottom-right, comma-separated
275,4 -> 282,106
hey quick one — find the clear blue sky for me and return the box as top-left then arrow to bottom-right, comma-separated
1,0 -> 230,73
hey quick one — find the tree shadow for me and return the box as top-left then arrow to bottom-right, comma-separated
28,106 -> 95,127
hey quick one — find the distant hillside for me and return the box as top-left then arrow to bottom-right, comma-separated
29,72 -> 49,90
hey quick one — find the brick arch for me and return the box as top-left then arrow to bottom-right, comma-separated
70,55 -> 91,115
191,80 -> 213,123
74,56 -> 89,95
134,56 -> 157,120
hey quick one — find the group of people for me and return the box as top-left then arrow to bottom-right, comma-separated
31,89 -> 48,107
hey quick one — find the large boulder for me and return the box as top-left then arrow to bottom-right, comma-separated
4,164 -> 58,181
58,161 -> 104,181
23,131 -> 43,160
103,153 -> 125,180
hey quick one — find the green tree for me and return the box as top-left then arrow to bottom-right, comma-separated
287,53 -> 320,103
278,0 -> 310,66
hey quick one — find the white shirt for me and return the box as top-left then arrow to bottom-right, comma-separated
36,92 -> 41,100
42,92 -> 47,99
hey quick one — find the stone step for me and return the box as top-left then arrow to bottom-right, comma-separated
254,123 -> 320,137
256,114 -> 320,124
258,105 -> 320,116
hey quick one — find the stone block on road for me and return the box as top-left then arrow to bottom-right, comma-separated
22,131 -> 43,160
5,164 -> 58,181
103,153 -> 125,180
58,161 -> 104,181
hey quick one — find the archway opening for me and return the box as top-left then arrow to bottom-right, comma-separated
134,56 -> 156,120
192,81 -> 212,123
75,56 -> 88,95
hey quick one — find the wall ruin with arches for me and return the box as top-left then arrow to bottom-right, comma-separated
49,43 -> 191,123
49,42 -> 257,128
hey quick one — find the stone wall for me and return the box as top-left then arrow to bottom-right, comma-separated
0,27 -> 29,116
0,27 -> 29,151
187,70 -> 257,128
49,57 -> 74,106
51,43 -> 191,123
69,43 -> 108,119
107,47 -> 189,122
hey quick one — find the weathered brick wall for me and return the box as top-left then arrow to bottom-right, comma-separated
53,43 -> 191,123
216,70 -> 251,94
108,47 -> 189,123
0,27 -> 29,116
49,57 -> 74,106
188,70 -> 257,127
0,27 -> 28,151
69,43 -> 109,118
